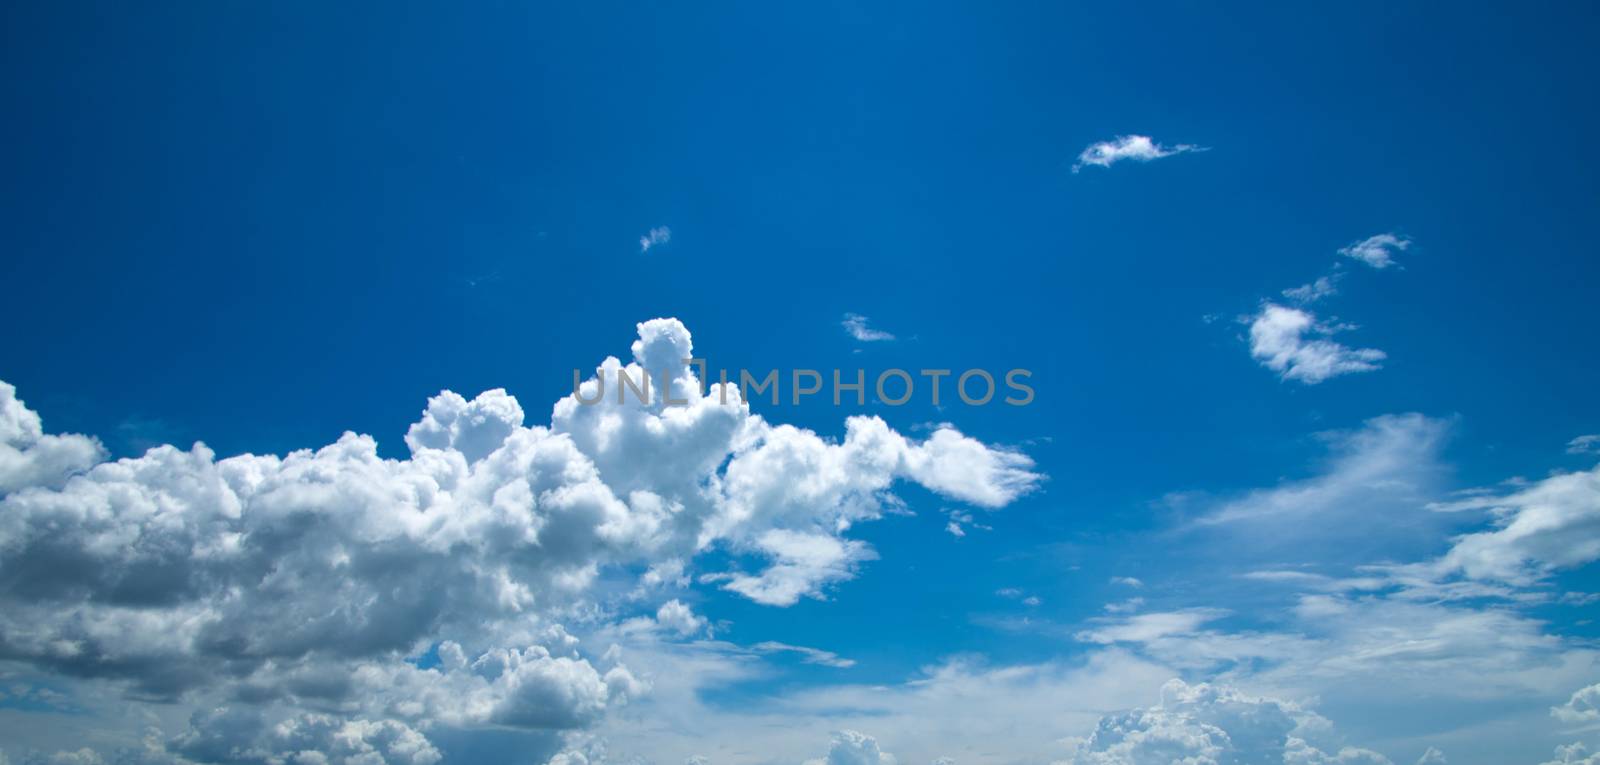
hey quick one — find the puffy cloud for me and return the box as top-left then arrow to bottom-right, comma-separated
1072,135 -> 1204,172
0,380 -> 104,495
1434,463 -> 1600,585
654,600 -> 706,638
1552,682 -> 1600,723
841,314 -> 895,342
1065,679 -> 1395,765
1338,234 -> 1410,270
1541,743 -> 1600,765
170,708 -> 441,765
0,318 -> 1038,760
1248,304 -> 1385,384
804,730 -> 896,765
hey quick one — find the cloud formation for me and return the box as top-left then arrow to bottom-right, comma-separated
639,226 -> 671,253
1066,680 -> 1400,765
0,319 -> 1038,762
1248,304 -> 1386,384
1073,135 -> 1204,172
1338,233 -> 1410,270
841,314 -> 895,342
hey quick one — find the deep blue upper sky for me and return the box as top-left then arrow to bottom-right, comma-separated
2,3 -> 1599,762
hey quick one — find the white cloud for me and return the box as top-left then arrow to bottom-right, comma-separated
1553,682 -> 1600,723
1338,233 -> 1410,270
1072,135 -> 1204,172
1076,609 -> 1228,645
750,641 -> 856,669
804,730 -> 897,765
655,600 -> 707,638
171,709 -> 443,765
1065,679 -> 1396,765
1568,436 -> 1600,456
1200,413 -> 1448,529
1284,275 -> 1341,304
1248,303 -> 1386,384
1433,463 -> 1600,585
1111,577 -> 1145,588
0,380 -> 104,495
0,319 -> 1039,762
639,226 -> 671,253
841,313 -> 895,342
1542,743 -> 1600,765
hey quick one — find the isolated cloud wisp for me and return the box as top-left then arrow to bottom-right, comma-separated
1073,135 -> 1204,172
639,226 -> 671,253
841,313 -> 895,342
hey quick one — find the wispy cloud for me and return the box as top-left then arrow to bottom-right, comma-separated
1567,434 -> 1600,455
1282,274 -> 1340,304
841,313 -> 895,342
1072,134 -> 1205,172
1338,232 -> 1409,269
639,226 -> 672,253
750,641 -> 856,668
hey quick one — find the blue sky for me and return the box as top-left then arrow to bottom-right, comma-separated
2,3 -> 1600,765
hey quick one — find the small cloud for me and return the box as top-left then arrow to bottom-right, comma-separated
1110,576 -> 1144,588
996,588 -> 1041,606
654,599 -> 706,637
1248,303 -> 1385,384
1104,597 -> 1145,614
1073,134 -> 1205,172
842,313 -> 895,342
1338,233 -> 1410,269
1282,275 -> 1340,304
945,508 -> 991,538
750,641 -> 856,668
639,226 -> 672,253
1567,434 -> 1600,455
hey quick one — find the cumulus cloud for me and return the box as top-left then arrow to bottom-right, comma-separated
0,318 -> 1038,761
1248,303 -> 1386,384
654,600 -> 707,638
1072,135 -> 1204,172
1338,234 -> 1410,269
804,730 -> 896,765
0,381 -> 104,494
1065,679 -> 1396,765
1553,682 -> 1600,723
1542,743 -> 1600,765
639,226 -> 671,253
170,709 -> 443,765
841,314 -> 895,342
